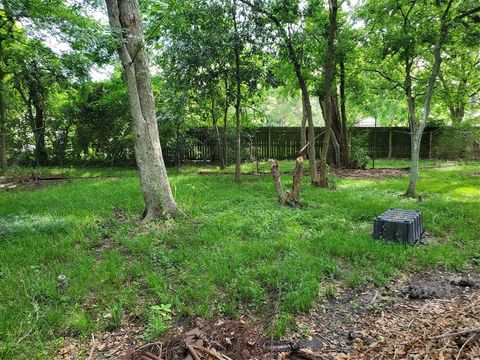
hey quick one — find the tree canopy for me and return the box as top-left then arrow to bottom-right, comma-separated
1,0 -> 479,192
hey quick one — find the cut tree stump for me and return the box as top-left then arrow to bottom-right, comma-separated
269,156 -> 304,207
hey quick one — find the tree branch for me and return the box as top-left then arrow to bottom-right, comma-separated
364,68 -> 404,92
454,5 -> 480,21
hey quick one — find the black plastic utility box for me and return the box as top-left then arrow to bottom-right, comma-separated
373,209 -> 424,245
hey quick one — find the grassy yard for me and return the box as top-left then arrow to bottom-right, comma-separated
0,160 -> 479,359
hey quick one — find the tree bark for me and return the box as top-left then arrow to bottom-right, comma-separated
326,94 -> 342,166
105,0 -> 181,220
211,94 -> 224,168
406,1 -> 452,197
237,0 -> 317,183
449,106 -> 465,124
330,128 -> 340,166
221,76 -> 229,170
339,60 -> 349,166
29,83 -> 48,166
319,0 -> 338,188
232,1 -> 242,184
440,72 -> 467,124
0,64 -> 7,174
269,156 -> 303,207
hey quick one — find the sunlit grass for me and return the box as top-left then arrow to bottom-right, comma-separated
0,160 -> 479,358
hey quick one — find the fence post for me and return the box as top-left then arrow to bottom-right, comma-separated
388,129 -> 393,160
373,116 -> 377,169
429,131 -> 433,160
267,127 -> 271,159
255,131 -> 259,173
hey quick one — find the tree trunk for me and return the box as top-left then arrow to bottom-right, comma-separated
339,60 -> 349,166
406,130 -> 421,197
449,106 -> 465,123
105,0 -> 181,220
406,0 -> 452,197
269,156 -> 304,207
300,95 -> 307,152
211,94 -> 224,168
330,128 -> 340,166
327,94 -> 342,167
0,65 -> 7,174
319,0 -> 338,188
302,83 -> 317,184
440,73 -> 467,124
30,87 -> 48,166
293,48 -> 315,182
232,1 -> 242,184
221,77 -> 228,170
406,1 -> 451,197
236,0 -> 317,182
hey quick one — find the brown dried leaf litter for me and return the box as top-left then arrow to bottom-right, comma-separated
55,277 -> 480,360
340,293 -> 480,360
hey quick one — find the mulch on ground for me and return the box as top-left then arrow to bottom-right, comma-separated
55,271 -> 480,360
295,271 -> 480,360
331,168 -> 409,180
0,173 -> 123,192
197,168 -> 409,180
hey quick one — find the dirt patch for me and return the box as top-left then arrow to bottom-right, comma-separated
55,314 -> 144,360
294,270 -> 480,359
55,271 -> 480,359
0,174 -> 68,191
0,174 -> 121,192
331,168 -> 409,180
197,168 -> 409,180
130,318 -> 265,360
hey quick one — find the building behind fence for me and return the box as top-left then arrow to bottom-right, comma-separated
162,126 -> 480,164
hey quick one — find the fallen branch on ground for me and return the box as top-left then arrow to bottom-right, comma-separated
185,342 -> 201,360
193,345 -> 234,360
429,326 -> 480,340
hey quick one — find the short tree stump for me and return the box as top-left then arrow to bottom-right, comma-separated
373,209 -> 424,245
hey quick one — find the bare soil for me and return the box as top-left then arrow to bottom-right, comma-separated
331,168 -> 409,180
0,174 -> 121,192
0,174 -> 68,191
198,168 -> 409,180
55,270 -> 480,360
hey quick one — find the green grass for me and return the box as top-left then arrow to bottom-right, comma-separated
369,158 -> 462,169
1,160 -> 479,359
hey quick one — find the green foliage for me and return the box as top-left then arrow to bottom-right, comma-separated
327,171 -> 338,190
270,313 -> 296,339
323,284 -> 338,299
356,0 -> 480,127
350,132 -> 371,169
65,305 -> 92,336
107,302 -> 123,330
143,304 -> 173,341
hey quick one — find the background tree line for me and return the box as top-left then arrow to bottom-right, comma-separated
1,0 -> 479,191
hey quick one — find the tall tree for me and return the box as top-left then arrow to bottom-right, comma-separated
152,0 -> 233,169
0,3 -> 17,174
105,0 -> 181,220
232,0 -> 243,183
11,43 -> 60,167
319,0 -> 338,187
438,38 -> 480,124
0,47 -> 7,174
239,0 -> 319,184
1,0 -> 108,168
359,0 -> 480,197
